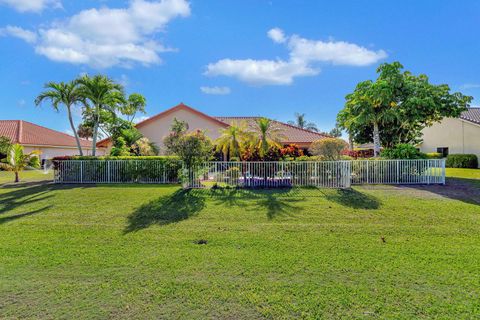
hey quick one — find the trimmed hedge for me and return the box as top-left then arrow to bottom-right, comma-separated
52,156 -> 180,161
446,154 -> 478,168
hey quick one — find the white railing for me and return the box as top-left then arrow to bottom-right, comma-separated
54,160 -> 182,184
188,161 -> 351,188
54,159 -> 445,188
351,159 -> 445,185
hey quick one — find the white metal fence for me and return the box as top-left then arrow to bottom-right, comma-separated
54,160 -> 182,184
351,159 -> 445,185
54,159 -> 445,188
189,161 -> 352,188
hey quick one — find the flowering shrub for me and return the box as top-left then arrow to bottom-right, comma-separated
280,144 -> 304,159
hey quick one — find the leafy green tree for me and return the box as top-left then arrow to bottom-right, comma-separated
253,118 -> 285,159
337,62 -> 472,156
309,138 -> 348,160
0,144 -> 40,182
120,93 -> 147,124
287,113 -> 318,132
35,81 -> 86,156
215,121 -> 251,160
164,119 -> 213,168
76,75 -> 126,156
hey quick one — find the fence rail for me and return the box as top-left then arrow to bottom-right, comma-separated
54,159 -> 445,188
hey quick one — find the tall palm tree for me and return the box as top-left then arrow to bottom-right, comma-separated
35,81 -> 85,155
253,118 -> 285,158
0,144 -> 40,183
121,93 -> 147,124
287,113 -> 318,132
76,75 -> 126,156
215,121 -> 250,160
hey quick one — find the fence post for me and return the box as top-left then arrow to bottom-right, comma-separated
80,161 -> 84,184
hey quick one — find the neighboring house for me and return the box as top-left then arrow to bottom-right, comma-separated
0,120 -> 104,159
97,103 -> 329,154
420,108 -> 480,166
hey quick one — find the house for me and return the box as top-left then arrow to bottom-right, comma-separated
420,108 -> 480,166
97,103 -> 329,154
0,120 -> 105,160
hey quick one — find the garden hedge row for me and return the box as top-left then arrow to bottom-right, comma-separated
446,154 -> 479,168
52,156 -> 180,161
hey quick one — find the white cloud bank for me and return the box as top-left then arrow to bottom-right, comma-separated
200,86 -> 231,95
0,0 -> 61,13
2,0 -> 190,68
0,26 -> 37,43
206,28 -> 387,86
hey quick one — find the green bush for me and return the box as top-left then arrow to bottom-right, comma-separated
425,152 -> 443,159
446,154 -> 478,168
381,144 -> 426,159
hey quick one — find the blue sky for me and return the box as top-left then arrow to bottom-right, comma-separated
0,0 -> 479,135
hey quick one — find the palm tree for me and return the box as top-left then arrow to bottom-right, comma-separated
287,113 -> 318,132
35,81 -> 85,155
76,75 -> 126,156
215,121 -> 250,160
121,93 -> 147,124
253,118 -> 285,158
0,144 -> 41,183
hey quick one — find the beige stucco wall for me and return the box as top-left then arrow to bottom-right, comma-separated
420,117 -> 480,167
23,145 -> 106,159
137,108 -> 226,154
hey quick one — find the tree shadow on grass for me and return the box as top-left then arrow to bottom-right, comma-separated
207,188 -> 305,219
395,177 -> 480,206
0,181 -> 94,224
124,189 -> 206,233
322,188 -> 381,210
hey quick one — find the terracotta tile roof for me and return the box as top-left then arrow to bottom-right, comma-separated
0,120 -> 92,148
214,116 -> 330,143
460,108 -> 480,125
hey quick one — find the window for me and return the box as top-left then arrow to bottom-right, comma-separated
436,147 -> 449,157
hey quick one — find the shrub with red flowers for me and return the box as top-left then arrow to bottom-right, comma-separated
280,144 -> 304,159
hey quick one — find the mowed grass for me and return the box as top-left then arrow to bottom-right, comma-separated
0,170 -> 53,185
446,168 -> 480,180
0,174 -> 480,318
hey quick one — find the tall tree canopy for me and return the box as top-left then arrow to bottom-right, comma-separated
76,75 -> 126,156
337,62 -> 472,156
35,81 -> 85,156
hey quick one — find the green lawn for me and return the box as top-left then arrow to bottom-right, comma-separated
0,170 -> 53,185
1,173 -> 480,318
446,168 -> 480,180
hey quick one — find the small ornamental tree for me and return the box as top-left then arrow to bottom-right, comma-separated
164,119 -> 213,187
0,144 -> 41,182
309,138 -> 348,160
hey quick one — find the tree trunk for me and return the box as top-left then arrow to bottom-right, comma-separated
348,132 -> 354,151
373,122 -> 381,157
67,105 -> 83,156
14,171 -> 19,183
91,111 -> 99,157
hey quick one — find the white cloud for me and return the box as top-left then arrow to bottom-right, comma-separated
0,26 -> 37,43
200,86 -> 231,95
267,27 -> 286,44
0,0 -> 61,12
206,59 -> 317,86
288,35 -> 387,66
3,0 -> 190,68
205,28 -> 387,86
